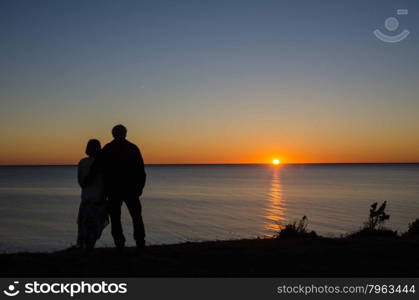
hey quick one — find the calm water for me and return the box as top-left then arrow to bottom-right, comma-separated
0,164 -> 418,253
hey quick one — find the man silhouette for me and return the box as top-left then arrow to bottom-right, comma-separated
100,124 -> 146,251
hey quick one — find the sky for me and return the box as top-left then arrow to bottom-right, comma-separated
1,0 -> 419,165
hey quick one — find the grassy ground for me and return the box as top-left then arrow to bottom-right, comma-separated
1,236 -> 418,277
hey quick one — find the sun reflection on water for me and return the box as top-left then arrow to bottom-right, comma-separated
264,166 -> 286,234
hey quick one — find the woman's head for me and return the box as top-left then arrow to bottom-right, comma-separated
85,139 -> 101,157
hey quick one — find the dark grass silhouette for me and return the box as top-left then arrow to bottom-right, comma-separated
276,216 -> 317,239
1,235 -> 418,277
404,218 -> 419,237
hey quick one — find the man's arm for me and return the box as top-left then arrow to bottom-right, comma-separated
135,146 -> 147,196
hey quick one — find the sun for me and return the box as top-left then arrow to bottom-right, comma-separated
272,158 -> 281,165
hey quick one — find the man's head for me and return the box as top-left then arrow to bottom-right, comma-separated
112,124 -> 127,140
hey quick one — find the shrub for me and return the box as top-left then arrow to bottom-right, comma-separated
365,201 -> 390,230
277,216 -> 317,239
348,201 -> 397,238
407,218 -> 419,236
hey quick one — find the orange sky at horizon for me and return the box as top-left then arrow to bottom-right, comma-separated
2,97 -> 419,165
1,124 -> 418,165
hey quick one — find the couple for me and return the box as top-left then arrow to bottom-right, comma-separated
76,124 -> 146,252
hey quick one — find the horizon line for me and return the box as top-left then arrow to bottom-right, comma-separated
1,162 -> 418,167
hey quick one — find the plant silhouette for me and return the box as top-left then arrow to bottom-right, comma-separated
366,201 -> 390,230
277,216 -> 317,239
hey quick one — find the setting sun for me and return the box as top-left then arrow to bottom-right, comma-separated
272,159 -> 281,165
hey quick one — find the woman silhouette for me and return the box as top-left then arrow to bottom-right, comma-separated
76,139 -> 109,251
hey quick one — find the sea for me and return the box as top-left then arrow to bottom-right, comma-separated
0,164 -> 418,253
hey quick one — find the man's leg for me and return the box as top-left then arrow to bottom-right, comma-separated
124,195 -> 146,247
108,196 -> 126,248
